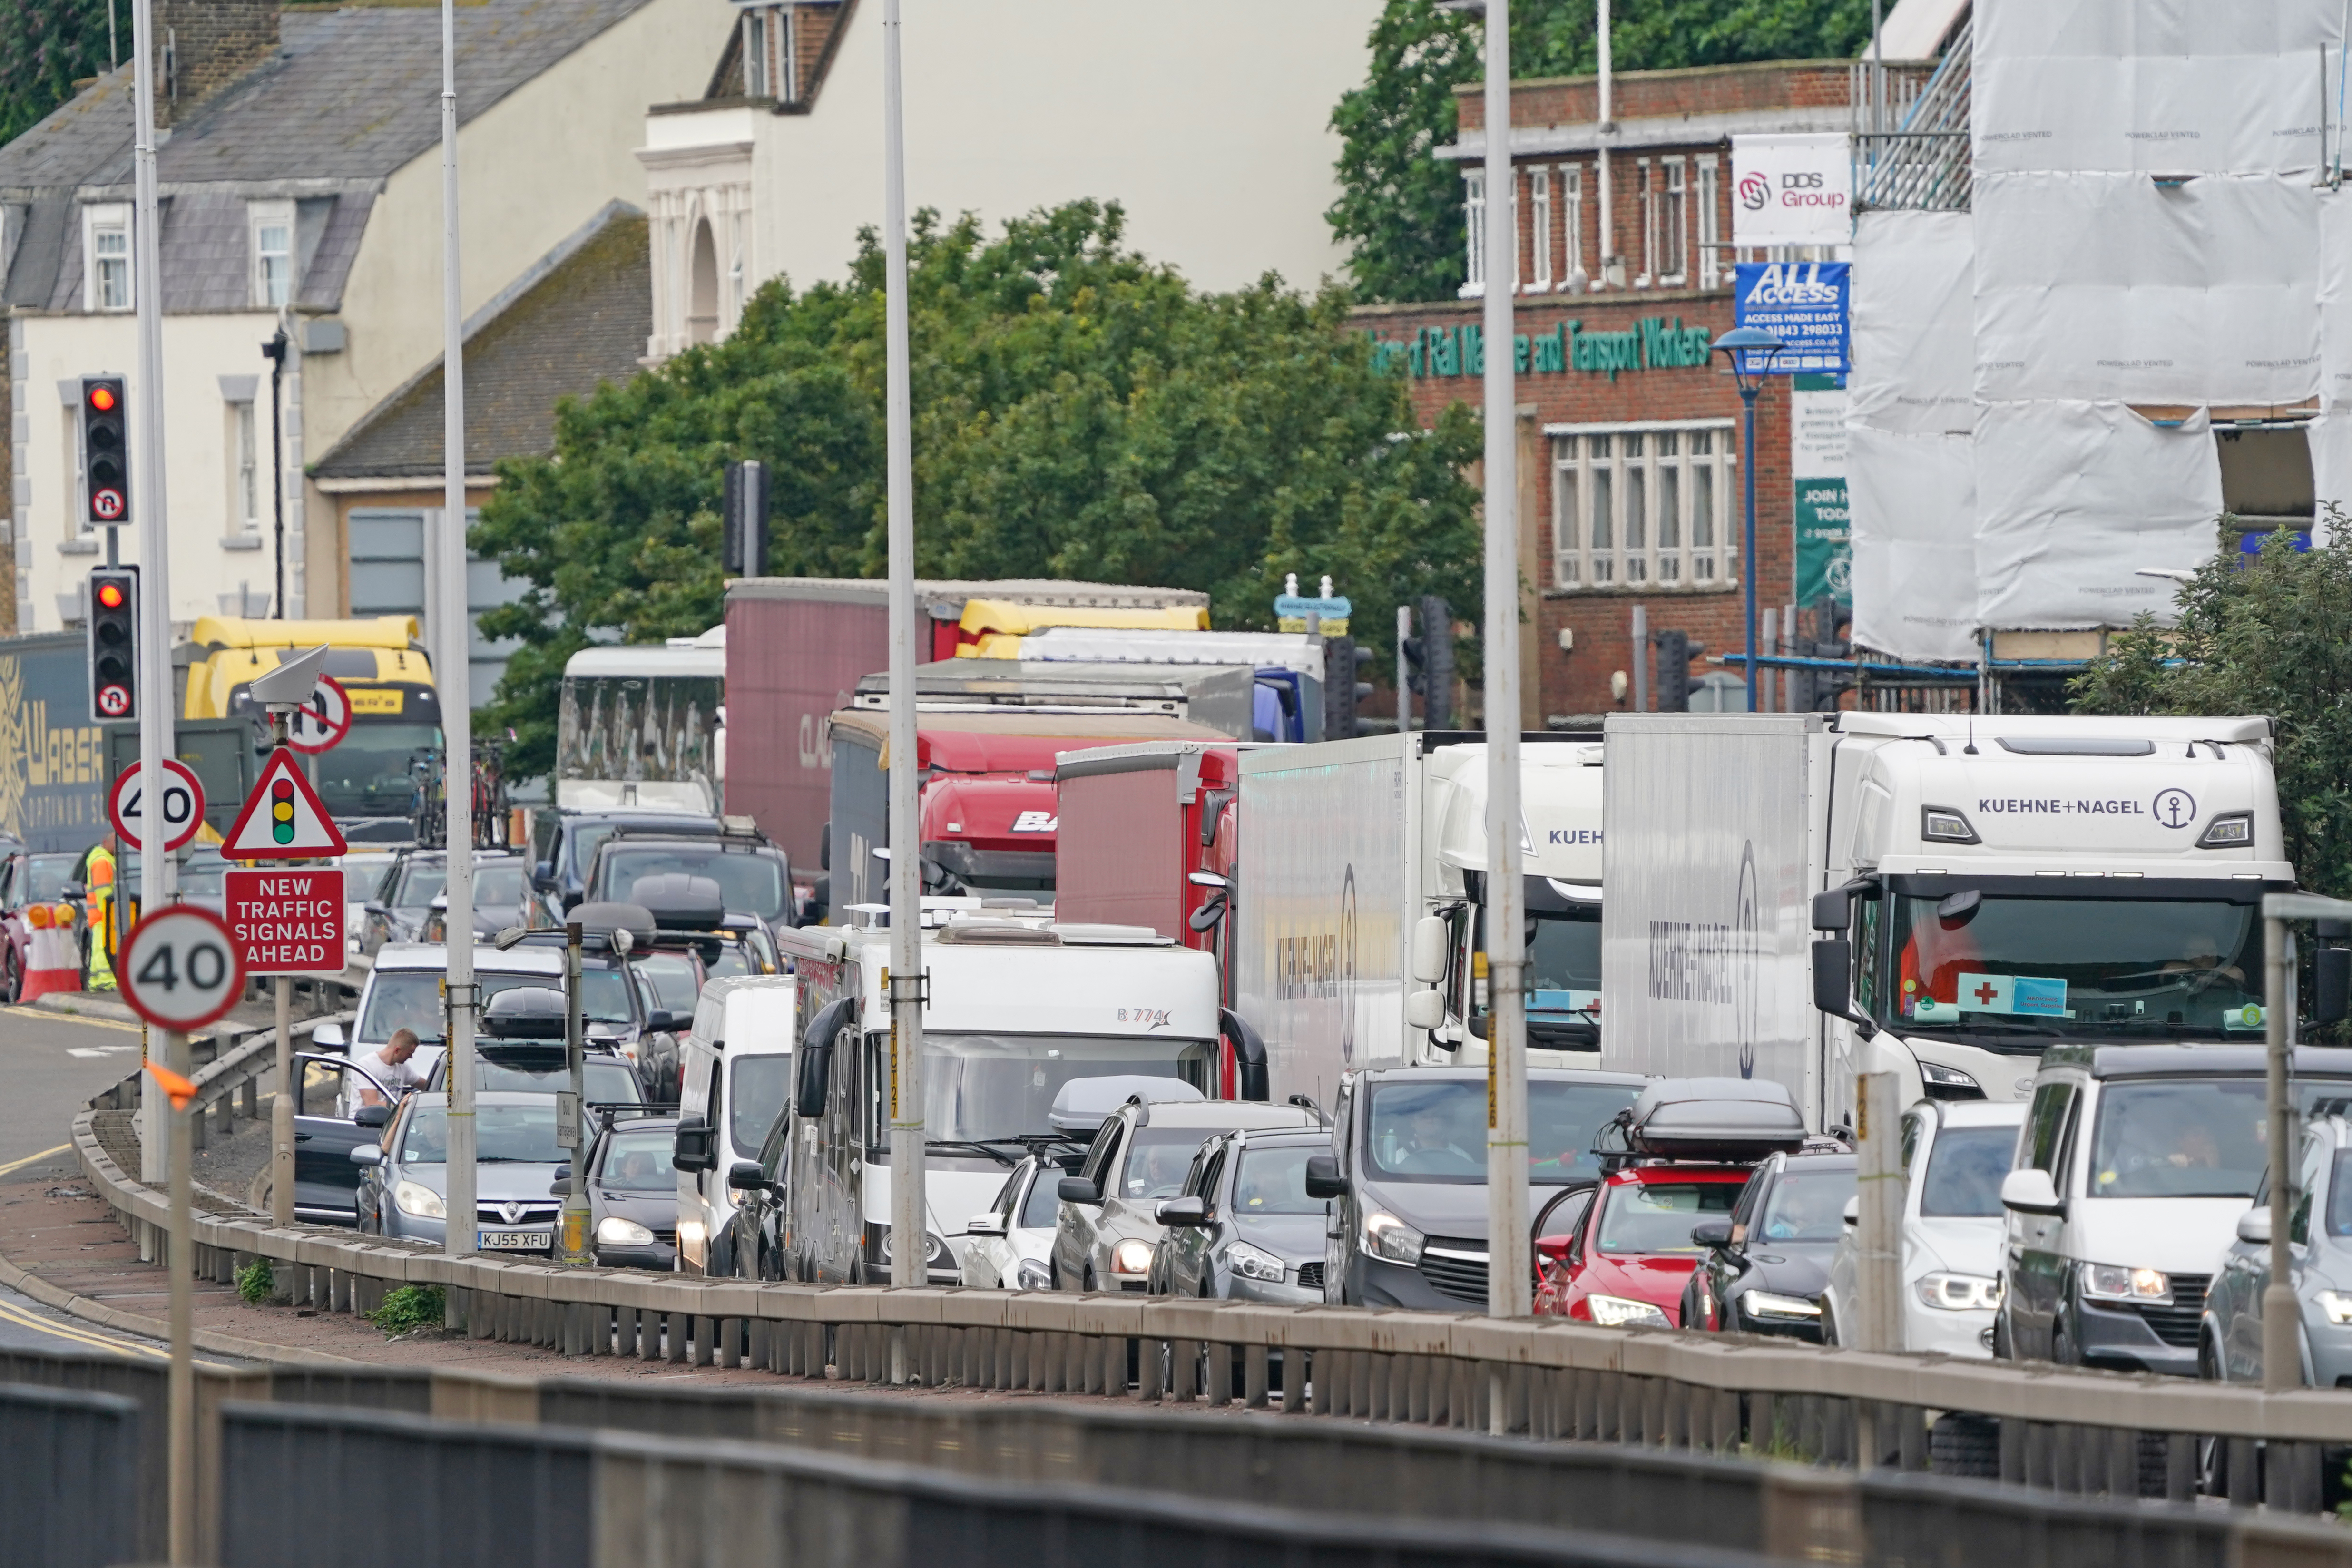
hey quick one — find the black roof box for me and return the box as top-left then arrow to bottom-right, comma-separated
480,985 -> 568,1041
1605,1077 -> 1806,1163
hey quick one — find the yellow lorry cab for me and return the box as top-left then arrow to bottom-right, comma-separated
181,616 -> 442,824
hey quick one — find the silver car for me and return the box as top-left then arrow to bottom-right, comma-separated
2201,1112 -> 2352,1387
352,1090 -> 569,1252
1149,1127 -> 1327,1304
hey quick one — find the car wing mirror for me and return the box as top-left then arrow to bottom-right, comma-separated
1690,1218 -> 1734,1249
347,1145 -> 382,1166
725,1159 -> 770,1194
1842,1195 -> 1859,1228
967,1212 -> 1007,1237
352,1102 -> 389,1129
1156,1196 -> 1209,1226
1999,1168 -> 2063,1216
2236,1207 -> 2273,1245
310,1022 -> 345,1050
1058,1176 -> 1101,1205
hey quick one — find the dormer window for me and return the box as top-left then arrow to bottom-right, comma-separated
250,199 -> 294,308
85,204 -> 131,311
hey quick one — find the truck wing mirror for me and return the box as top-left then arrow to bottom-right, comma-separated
1409,915 -> 1450,984
1811,887 -> 1851,932
1403,989 -> 1445,1031
1221,1008 -> 1269,1102
2317,945 -> 2351,1027
795,998 -> 855,1117
1303,1154 -> 1347,1199
671,1117 -> 715,1173
1811,938 -> 1852,1015
1188,896 -> 1227,933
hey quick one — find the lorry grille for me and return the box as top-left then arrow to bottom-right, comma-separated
1294,1262 -> 1323,1292
2136,1274 -> 2209,1349
1418,1240 -> 1488,1304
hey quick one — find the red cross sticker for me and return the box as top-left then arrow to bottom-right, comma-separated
1973,981 -> 2000,1006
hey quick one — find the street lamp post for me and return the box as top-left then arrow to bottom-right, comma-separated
1709,327 -> 1785,714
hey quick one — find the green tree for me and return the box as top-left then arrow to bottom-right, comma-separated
0,0 -> 117,148
2071,520 -> 2352,898
472,201 -> 1481,779
1328,0 -> 1875,303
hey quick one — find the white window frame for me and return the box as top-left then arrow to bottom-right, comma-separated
1548,420 -> 1738,591
1530,167 -> 1552,292
84,203 -> 131,313
778,3 -> 799,104
1560,163 -> 1584,287
230,396 -> 261,534
1660,157 -> 1689,286
1635,159 -> 1655,288
1509,171 -> 1521,294
249,198 -> 294,309
1696,155 -> 1722,288
1462,169 -> 1486,297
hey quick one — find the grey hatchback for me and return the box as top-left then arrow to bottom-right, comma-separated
1151,1127 -> 1329,1303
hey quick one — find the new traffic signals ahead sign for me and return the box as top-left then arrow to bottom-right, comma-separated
224,868 -> 344,973
221,748 -> 347,859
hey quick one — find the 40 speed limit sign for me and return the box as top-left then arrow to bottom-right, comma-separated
118,905 -> 245,1032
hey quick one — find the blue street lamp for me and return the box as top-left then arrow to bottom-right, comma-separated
1710,326 -> 1786,713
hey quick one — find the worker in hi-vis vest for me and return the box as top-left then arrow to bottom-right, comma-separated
79,836 -> 116,992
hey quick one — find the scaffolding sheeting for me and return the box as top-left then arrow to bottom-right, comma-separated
1849,211 -> 1975,434
1847,427 -> 1981,662
1972,171 -> 2322,404
1974,402 -> 2222,627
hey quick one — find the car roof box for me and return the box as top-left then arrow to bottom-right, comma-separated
480,985 -> 569,1041
569,901 -> 655,947
628,874 -> 726,930
1613,1077 -> 1805,1162
1048,1075 -> 1204,1134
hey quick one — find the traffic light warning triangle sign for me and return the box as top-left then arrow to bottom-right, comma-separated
221,747 -> 348,859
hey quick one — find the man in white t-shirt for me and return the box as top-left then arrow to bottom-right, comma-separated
345,1028 -> 427,1116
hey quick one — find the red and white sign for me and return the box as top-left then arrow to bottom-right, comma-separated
285,675 -> 352,755
108,758 -> 205,853
221,748 -> 348,859
118,904 -> 245,1032
224,868 -> 345,974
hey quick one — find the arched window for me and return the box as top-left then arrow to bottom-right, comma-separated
687,218 -> 719,345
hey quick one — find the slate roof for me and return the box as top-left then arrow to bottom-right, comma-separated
311,203 -> 648,480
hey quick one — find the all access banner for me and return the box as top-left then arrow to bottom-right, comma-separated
224,868 -> 346,974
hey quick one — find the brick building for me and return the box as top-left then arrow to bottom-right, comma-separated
1356,59 -> 1923,724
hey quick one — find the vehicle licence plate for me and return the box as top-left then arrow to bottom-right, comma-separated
479,1230 -> 544,1251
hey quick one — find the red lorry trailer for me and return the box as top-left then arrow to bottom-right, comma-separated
723,576 -> 1207,866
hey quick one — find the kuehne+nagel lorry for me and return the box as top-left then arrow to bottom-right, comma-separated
1598,713 -> 2293,1133
1234,732 -> 1606,1116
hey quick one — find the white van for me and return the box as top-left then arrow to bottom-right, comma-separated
670,973 -> 798,1275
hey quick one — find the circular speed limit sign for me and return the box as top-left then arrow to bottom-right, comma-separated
118,904 -> 245,1032
286,675 -> 352,755
108,758 -> 206,853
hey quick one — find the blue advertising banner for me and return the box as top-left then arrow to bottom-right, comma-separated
1732,261 -> 1850,376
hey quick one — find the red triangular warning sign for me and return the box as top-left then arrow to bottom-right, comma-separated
222,747 -> 349,859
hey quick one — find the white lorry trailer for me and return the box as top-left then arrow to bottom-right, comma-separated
1235,733 -> 1606,1114
1598,713 -> 2292,1131
775,909 -> 1225,1284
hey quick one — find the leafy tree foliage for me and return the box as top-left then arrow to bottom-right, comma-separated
1328,0 -> 1875,303
473,202 -> 1482,778
0,0 -> 117,149
2071,521 -> 2352,897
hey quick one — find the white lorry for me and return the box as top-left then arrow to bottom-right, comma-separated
774,907 -> 1226,1284
1234,733 -> 1606,1115
1598,713 -> 2293,1132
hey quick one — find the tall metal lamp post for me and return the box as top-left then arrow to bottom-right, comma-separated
1709,326 -> 1784,713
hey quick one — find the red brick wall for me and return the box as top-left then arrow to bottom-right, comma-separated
1459,60 -> 1868,135
1357,291 -> 1793,720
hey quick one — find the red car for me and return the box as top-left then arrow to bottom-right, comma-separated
1535,1164 -> 1749,1328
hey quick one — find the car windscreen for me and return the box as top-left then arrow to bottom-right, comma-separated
389,859 -> 529,911
1365,1079 -> 1643,1185
400,1102 -> 564,1164
598,1130 -> 677,1193
177,858 -> 230,900
360,968 -> 633,1043
1120,1129 -> 1213,1203
1919,1124 -> 2019,1217
594,844 -> 787,923
2089,1078 -> 2273,1198
730,1054 -> 793,1157
1231,1144 -> 1325,1216
631,952 -> 701,1012
1756,1167 -> 1854,1242
919,1033 -> 1212,1144
1595,1179 -> 1741,1255
466,1057 -> 642,1107
26,854 -> 80,902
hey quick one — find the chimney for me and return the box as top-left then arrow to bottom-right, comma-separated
153,0 -> 279,127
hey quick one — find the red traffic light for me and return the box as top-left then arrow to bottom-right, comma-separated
94,581 -> 126,611
87,384 -> 117,413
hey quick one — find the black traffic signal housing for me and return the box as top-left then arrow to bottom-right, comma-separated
722,460 -> 770,576
87,566 -> 137,722
80,376 -> 128,528
1401,595 -> 1455,730
1322,634 -> 1370,740
1652,628 -> 1705,711
1786,595 -> 1852,713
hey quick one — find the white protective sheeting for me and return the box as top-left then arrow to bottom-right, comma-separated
2310,412 -> 2352,541
1973,172 -> 2322,405
1848,211 -> 1974,436
2321,192 -> 2352,411
1973,0 -> 2338,175
1974,402 -> 2222,627
1847,426 -> 1981,662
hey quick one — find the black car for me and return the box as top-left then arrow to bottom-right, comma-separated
487,913 -> 690,1103
579,823 -> 794,932
367,849 -> 535,946
571,1114 -> 682,1270
529,809 -> 721,920
1682,1150 -> 1856,1342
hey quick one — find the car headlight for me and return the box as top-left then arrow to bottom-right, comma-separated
1360,1209 -> 1425,1265
1915,1271 -> 2003,1311
596,1215 -> 655,1247
1741,1288 -> 1823,1320
1226,1240 -> 1287,1283
1111,1237 -> 1156,1276
1015,1258 -> 1053,1291
392,1179 -> 444,1219
1585,1294 -> 1671,1328
2080,1262 -> 2170,1303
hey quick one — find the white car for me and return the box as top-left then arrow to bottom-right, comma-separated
1821,1098 -> 2023,1357
961,1150 -> 1071,1291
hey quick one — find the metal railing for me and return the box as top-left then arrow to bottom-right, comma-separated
1854,19 -> 1973,211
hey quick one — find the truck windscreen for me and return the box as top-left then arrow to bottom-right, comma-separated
1526,910 -> 1601,1011
1884,892 -> 2264,1042
311,721 -> 441,818
919,1033 -> 1213,1144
